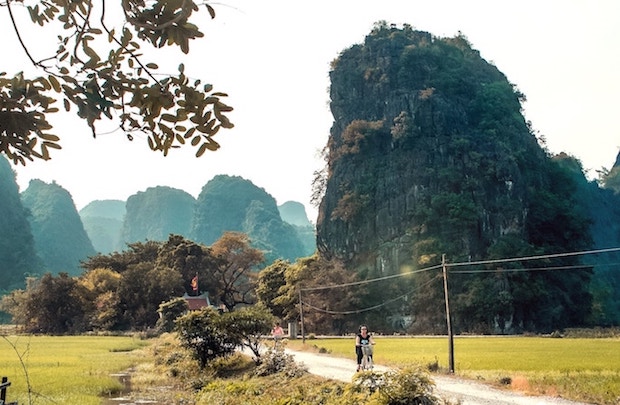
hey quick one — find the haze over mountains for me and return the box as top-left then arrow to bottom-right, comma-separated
0,161 -> 315,291
2,23 -> 620,333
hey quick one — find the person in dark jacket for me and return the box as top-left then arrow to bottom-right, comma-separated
355,325 -> 375,371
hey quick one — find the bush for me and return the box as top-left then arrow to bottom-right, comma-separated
380,366 -> 453,405
254,346 -> 307,378
175,307 -> 239,369
347,367 -> 456,405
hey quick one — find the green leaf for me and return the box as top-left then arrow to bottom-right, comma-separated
49,75 -> 62,92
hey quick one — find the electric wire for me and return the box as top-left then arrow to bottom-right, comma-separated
450,263 -> 593,274
301,274 -> 441,315
300,263 -> 442,292
446,247 -> 620,268
298,247 -> 620,316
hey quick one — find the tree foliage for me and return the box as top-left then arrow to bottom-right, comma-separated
210,231 -> 264,311
1,0 -> 233,165
20,272 -> 88,333
266,254 -> 361,334
256,259 -> 290,320
1,233 -> 270,333
220,304 -> 275,362
175,306 -> 238,369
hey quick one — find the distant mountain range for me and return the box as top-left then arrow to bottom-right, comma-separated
0,161 -> 316,290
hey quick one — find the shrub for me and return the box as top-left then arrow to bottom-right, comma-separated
347,366 -> 456,405
377,367 -> 447,405
254,346 -> 307,378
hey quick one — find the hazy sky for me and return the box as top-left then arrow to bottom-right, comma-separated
5,0 -> 619,222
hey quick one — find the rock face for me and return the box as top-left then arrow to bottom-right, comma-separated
316,24 -> 593,332
121,186 -> 196,245
191,175 -> 307,263
79,199 -> 125,253
0,156 -> 41,290
21,179 -> 96,275
278,201 -> 312,227
318,24 -> 546,272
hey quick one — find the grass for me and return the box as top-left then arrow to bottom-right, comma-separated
1,334 -> 619,404
0,334 -> 150,405
288,335 -> 620,404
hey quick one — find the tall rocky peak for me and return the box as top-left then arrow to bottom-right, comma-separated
21,179 -> 96,275
122,186 -> 196,245
278,201 -> 312,227
317,23 -> 586,275
191,175 -> 307,263
80,200 -> 126,253
0,156 -> 41,290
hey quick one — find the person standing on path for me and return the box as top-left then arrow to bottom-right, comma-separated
355,325 -> 375,371
272,323 -> 285,347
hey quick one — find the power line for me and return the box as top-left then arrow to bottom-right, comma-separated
301,247 -> 620,293
301,293 -> 408,315
297,247 -> 620,320
450,263 -> 593,274
301,263 -> 442,292
301,274 -> 441,315
446,247 -> 620,269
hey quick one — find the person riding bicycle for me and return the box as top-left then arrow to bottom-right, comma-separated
272,323 -> 285,348
355,325 -> 375,371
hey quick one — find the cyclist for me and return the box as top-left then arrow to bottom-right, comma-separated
355,324 -> 375,371
272,323 -> 285,348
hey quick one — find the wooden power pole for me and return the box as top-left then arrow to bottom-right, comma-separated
298,285 -> 306,343
442,254 -> 455,373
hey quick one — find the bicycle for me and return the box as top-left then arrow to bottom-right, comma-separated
360,343 -> 374,371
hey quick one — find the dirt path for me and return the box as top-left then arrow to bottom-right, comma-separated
285,348 -> 592,405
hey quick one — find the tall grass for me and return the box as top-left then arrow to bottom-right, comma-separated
0,335 -> 150,405
291,336 -> 620,404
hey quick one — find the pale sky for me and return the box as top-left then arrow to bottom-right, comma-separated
4,0 -> 619,222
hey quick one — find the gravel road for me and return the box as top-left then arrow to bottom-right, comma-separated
285,348 -> 592,405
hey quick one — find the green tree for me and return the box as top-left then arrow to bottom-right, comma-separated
210,231 -> 264,311
156,297 -> 189,333
155,234 -> 223,297
175,306 -> 238,369
78,267 -> 122,330
256,259 -> 290,320
1,0 -> 233,165
81,240 -> 162,273
21,272 -> 88,333
275,254 -> 360,335
116,262 -> 184,329
220,304 -> 275,362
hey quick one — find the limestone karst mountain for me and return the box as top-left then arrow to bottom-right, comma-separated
316,23 -> 597,333
21,179 -> 96,275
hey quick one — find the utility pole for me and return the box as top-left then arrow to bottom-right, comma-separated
442,254 -> 455,373
298,285 -> 306,343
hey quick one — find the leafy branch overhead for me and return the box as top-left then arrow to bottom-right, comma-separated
0,0 -> 233,165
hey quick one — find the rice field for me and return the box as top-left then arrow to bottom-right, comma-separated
289,335 -> 620,404
0,334 -> 150,405
1,334 -> 619,404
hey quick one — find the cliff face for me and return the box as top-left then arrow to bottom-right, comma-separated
80,200 -> 125,253
318,25 -> 551,274
316,24 -> 596,333
191,175 -> 307,263
0,156 -> 41,290
21,179 -> 96,275
122,186 -> 196,245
